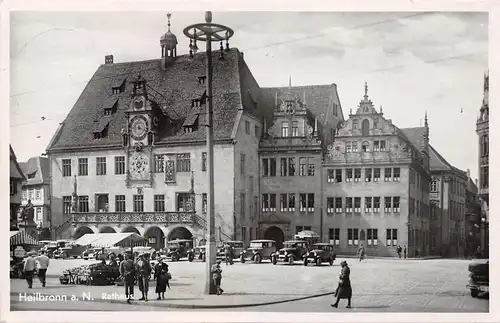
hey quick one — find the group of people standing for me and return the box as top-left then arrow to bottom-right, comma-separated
23,250 -> 50,288
118,253 -> 171,304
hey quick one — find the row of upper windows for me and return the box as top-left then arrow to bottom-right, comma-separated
345,140 -> 387,152
244,120 -> 261,138
430,177 -> 467,195
64,193 -> 208,214
327,167 -> 401,183
262,157 -> 315,177
280,121 -> 301,137
22,188 -> 44,201
328,228 -> 399,247
262,193 -> 315,212
325,196 -> 401,214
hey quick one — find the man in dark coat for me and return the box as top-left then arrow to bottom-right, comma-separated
136,254 -> 152,301
119,253 -> 135,304
154,257 -> 170,300
331,260 -> 352,308
396,245 -> 402,259
403,245 -> 407,259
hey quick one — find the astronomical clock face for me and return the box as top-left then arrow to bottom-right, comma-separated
129,151 -> 150,179
130,115 -> 149,141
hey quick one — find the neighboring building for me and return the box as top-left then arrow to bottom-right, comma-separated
257,82 -> 344,248
46,17 -> 264,248
464,169 -> 481,257
428,145 -> 467,257
476,71 -> 489,257
322,84 -> 431,257
10,145 -> 26,230
19,156 -> 51,239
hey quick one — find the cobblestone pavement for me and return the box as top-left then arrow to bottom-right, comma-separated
10,258 -> 488,312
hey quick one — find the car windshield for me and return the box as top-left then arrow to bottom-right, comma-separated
168,243 -> 180,248
313,244 -> 329,250
230,242 -> 243,248
250,242 -> 264,248
284,242 -> 303,248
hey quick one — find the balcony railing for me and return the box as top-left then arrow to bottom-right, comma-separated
73,212 -> 198,225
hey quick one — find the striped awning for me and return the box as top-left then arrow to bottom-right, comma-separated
10,231 -> 40,246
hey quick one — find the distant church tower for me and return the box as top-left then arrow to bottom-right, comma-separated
160,13 -> 178,69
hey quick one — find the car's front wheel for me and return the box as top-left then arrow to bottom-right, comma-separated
316,258 -> 321,266
288,256 -> 294,265
240,255 -> 246,264
254,254 -> 262,264
471,289 -> 479,298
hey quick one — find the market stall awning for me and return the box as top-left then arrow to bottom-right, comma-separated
77,233 -> 147,248
10,230 -> 39,246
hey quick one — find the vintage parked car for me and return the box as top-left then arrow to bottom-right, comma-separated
271,240 -> 309,265
166,239 -> 193,262
303,243 -> 336,266
242,240 -> 276,264
216,241 -> 245,262
82,248 -> 100,260
58,244 -> 87,259
467,260 -> 489,297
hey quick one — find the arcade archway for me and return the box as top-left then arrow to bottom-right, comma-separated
99,226 -> 116,234
73,226 -> 94,240
167,226 -> 193,241
144,226 -> 165,250
264,226 -> 285,249
121,226 -> 140,234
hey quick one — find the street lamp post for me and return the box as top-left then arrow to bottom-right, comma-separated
183,11 -> 234,295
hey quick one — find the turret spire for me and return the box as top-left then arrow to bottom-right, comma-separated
364,81 -> 368,100
167,12 -> 171,32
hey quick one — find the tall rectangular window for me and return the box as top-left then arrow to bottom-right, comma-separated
241,227 -> 247,241
240,153 -> 246,175
384,168 -> 392,182
288,158 -> 295,176
367,229 -> 378,246
386,229 -> 398,246
269,194 -> 276,212
345,142 -> 352,152
280,158 -> 288,176
348,228 -> 359,246
326,197 -> 334,214
35,188 -> 41,200
299,158 -> 307,176
335,197 -> 342,213
202,152 -> 207,172
154,195 -> 165,212
245,121 -> 250,134
346,197 -> 353,213
291,121 -> 299,136
374,141 -> 380,152
373,168 -> 381,182
365,197 -> 372,213
281,121 -> 289,137
299,194 -> 307,212
240,193 -> 246,218
154,155 -> 164,173
202,193 -> 207,214
393,168 -> 401,182
393,197 -> 400,213
63,196 -> 72,214
327,169 -> 335,183
262,194 -> 269,211
176,153 -> 191,172
62,159 -> 71,177
96,157 -> 107,175
352,142 -> 358,152
373,197 -> 380,213
380,140 -> 386,151
288,193 -> 295,211
335,169 -> 342,183
384,197 -> 392,213
115,195 -> 126,212
78,158 -> 88,176
78,196 -> 89,213
354,168 -> 361,182
262,158 -> 269,177
354,197 -> 361,213
269,158 -> 277,176
346,168 -> 353,182
365,168 -> 372,182
115,156 -> 125,175
176,193 -> 190,212
280,194 -> 288,212
307,157 -> 315,176
133,195 -> 144,212
307,193 -> 315,212
329,228 -> 340,245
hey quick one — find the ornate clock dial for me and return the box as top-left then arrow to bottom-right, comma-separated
130,115 -> 149,141
130,152 -> 149,178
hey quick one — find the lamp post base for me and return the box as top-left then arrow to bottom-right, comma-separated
204,240 -> 218,295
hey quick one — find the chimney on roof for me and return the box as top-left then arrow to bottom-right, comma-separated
467,168 -> 471,179
105,55 -> 114,64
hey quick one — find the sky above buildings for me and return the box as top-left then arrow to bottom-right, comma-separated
10,11 -> 487,179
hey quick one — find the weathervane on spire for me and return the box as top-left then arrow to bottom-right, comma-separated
364,81 -> 369,99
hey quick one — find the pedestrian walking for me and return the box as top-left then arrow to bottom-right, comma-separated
331,260 -> 352,309
154,257 -> 170,300
211,259 -> 224,295
23,252 -> 37,289
119,253 -> 135,304
403,245 -> 407,259
136,254 -> 152,301
396,245 -> 402,259
357,244 -> 365,262
35,250 -> 50,287
224,244 -> 233,265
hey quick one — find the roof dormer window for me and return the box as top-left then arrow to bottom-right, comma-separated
183,114 -> 199,133
111,76 -> 126,94
93,120 -> 110,139
27,172 -> 36,179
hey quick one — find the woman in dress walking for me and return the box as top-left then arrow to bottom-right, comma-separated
331,260 -> 352,308
154,257 -> 170,300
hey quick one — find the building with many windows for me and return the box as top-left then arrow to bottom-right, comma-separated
428,146 -> 467,257
257,82 -> 344,248
47,17 -> 264,248
19,156 -> 51,239
476,71 -> 489,257
322,84 -> 431,257
10,145 -> 26,230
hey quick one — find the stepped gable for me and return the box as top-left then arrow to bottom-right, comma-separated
47,48 -> 255,151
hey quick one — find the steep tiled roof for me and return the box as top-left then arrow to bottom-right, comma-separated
10,145 -> 26,180
401,127 -> 425,150
19,156 -> 49,185
260,84 -> 344,142
47,49 -> 257,151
